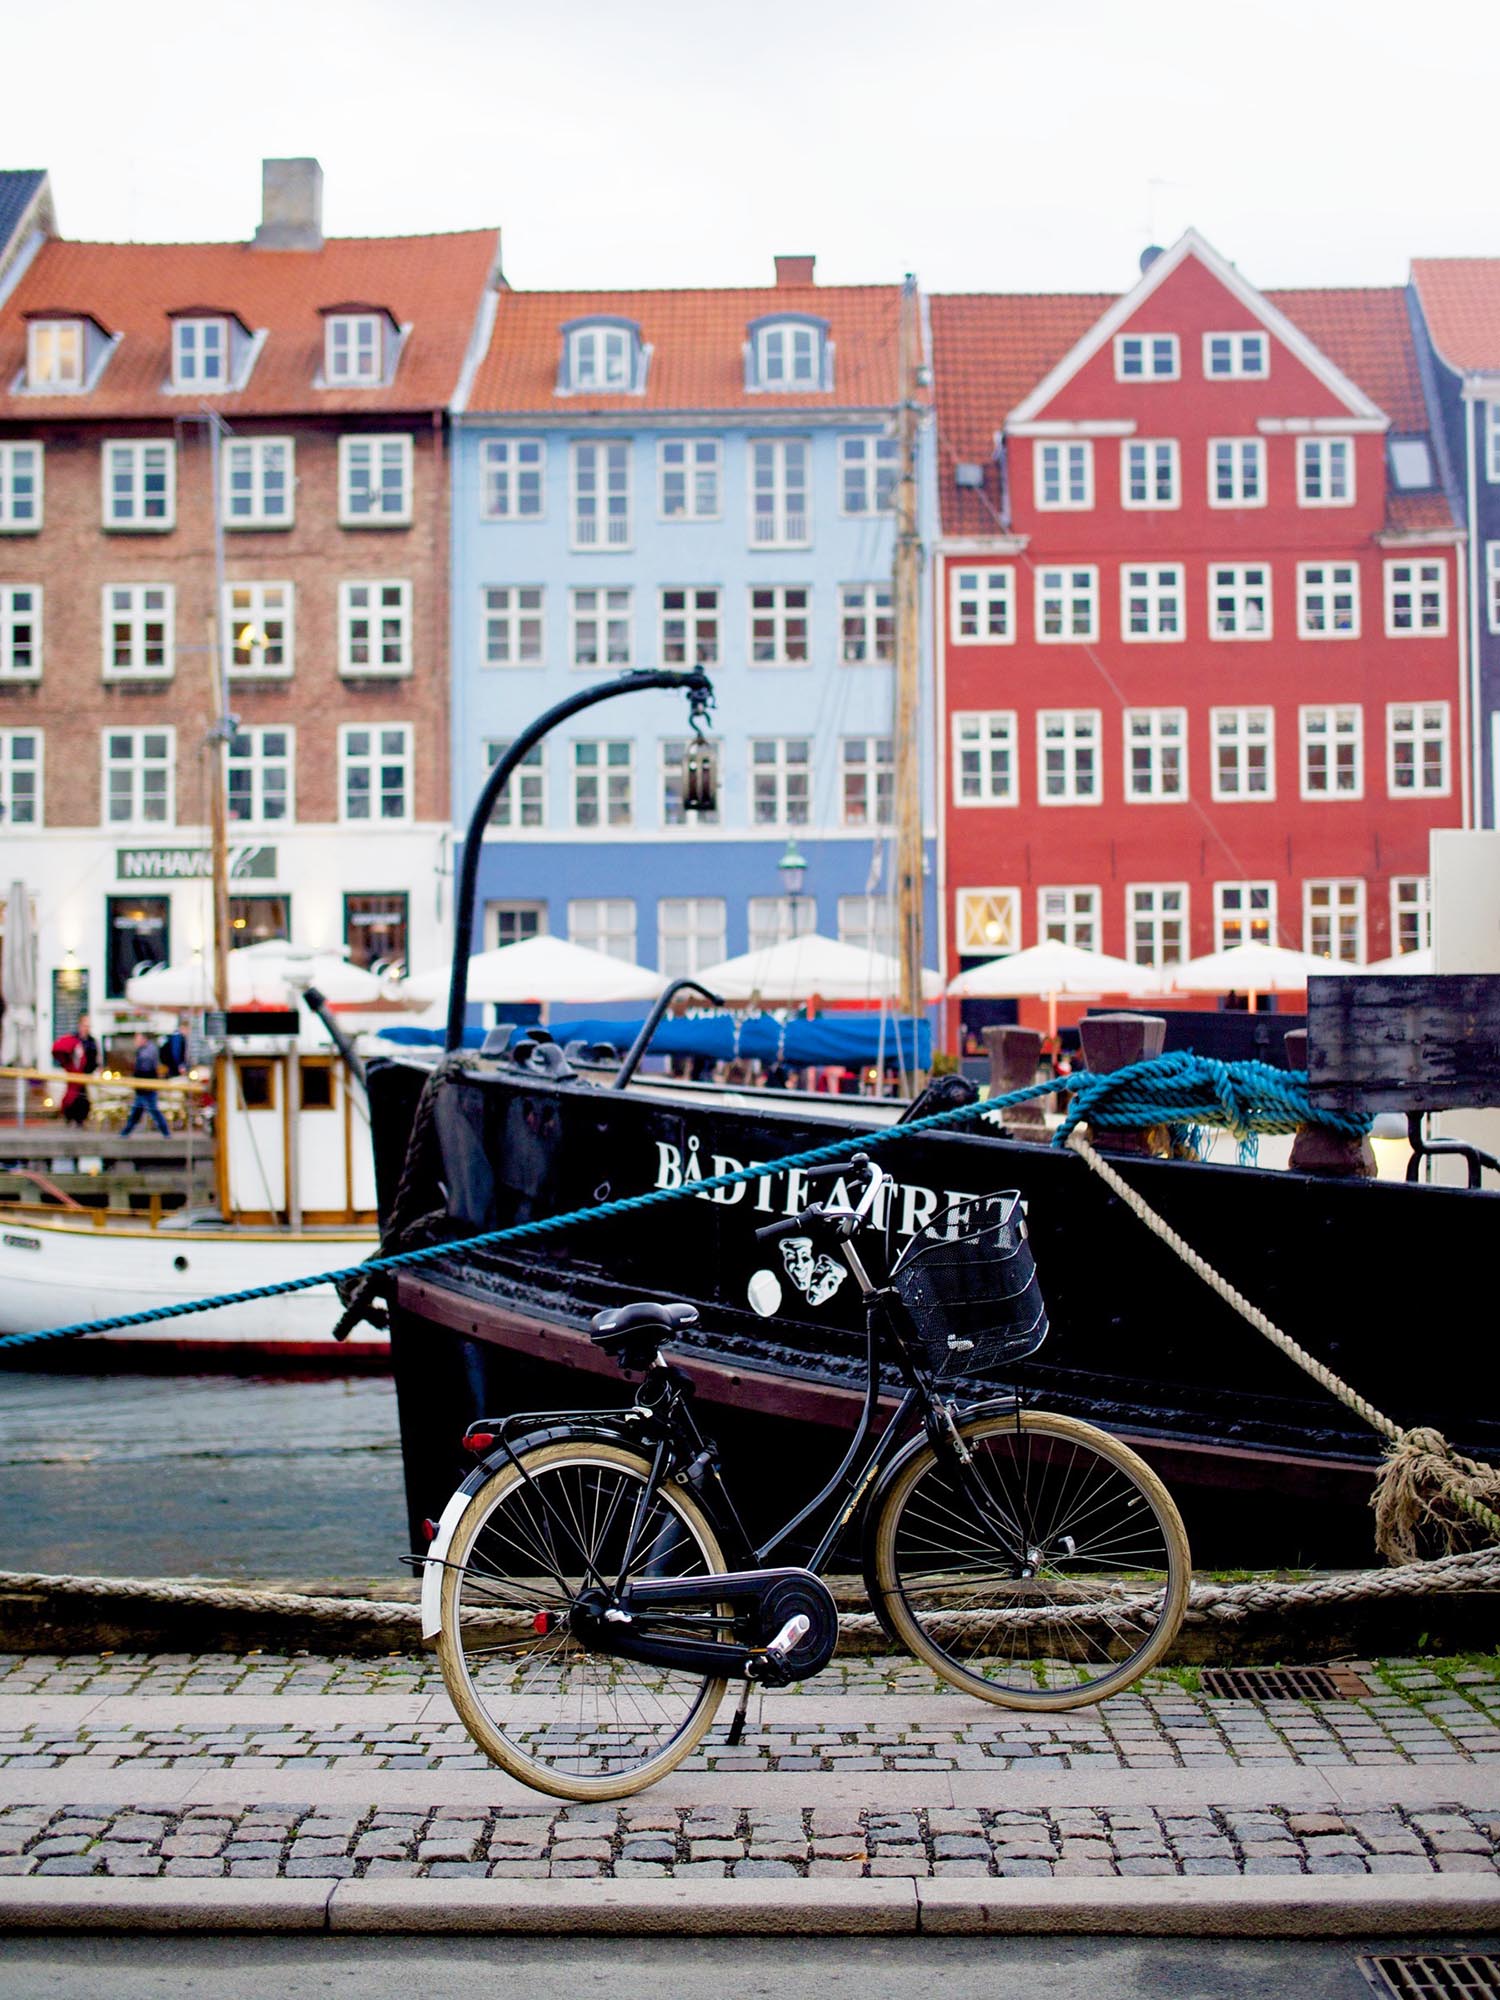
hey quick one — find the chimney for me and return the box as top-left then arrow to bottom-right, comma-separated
253,158 -> 324,251
775,254 -> 816,288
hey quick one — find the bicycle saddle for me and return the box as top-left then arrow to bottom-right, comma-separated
590,1300 -> 700,1347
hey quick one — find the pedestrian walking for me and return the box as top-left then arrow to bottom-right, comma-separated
51,1011 -> 98,1126
160,1026 -> 187,1077
121,1031 -> 170,1137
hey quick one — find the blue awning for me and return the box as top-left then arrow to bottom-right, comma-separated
377,1012 -> 931,1066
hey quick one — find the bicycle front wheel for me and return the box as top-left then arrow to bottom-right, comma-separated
437,1439 -> 729,1801
869,1410 -> 1190,1709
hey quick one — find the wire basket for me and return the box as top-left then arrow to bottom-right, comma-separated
889,1190 -> 1049,1381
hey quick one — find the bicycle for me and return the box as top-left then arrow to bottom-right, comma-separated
423,1153 -> 1191,1800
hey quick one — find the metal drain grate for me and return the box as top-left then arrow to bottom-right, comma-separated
1199,1665 -> 1371,1701
1359,1956 -> 1500,1999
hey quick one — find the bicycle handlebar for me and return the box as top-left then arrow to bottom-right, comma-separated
753,1206 -> 827,1245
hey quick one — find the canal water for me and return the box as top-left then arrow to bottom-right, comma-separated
0,1370 -> 407,1584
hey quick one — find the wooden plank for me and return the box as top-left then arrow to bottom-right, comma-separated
1306,973 -> 1500,1111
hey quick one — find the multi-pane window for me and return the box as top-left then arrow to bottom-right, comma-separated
754,322 -> 822,389
0,586 -> 40,679
1039,886 -> 1098,949
1114,333 -> 1178,379
224,437 -> 293,527
0,731 -> 41,827
569,898 -> 637,961
226,726 -> 293,824
1391,876 -> 1432,956
1305,879 -> 1365,962
1038,710 -> 1101,803
1121,564 -> 1183,640
339,581 -> 411,677
483,740 -> 545,828
1211,708 -> 1275,800
748,895 -> 817,951
1204,331 -> 1268,378
1128,885 -> 1188,966
1209,564 -> 1271,638
0,443 -> 43,529
953,712 -> 1017,806
750,737 -> 811,826
1487,542 -> 1500,635
339,725 -> 412,823
837,894 -> 897,957
1298,562 -> 1360,638
572,740 -> 633,827
171,317 -> 227,388
1300,706 -> 1363,798
103,441 -> 174,528
1124,709 -> 1187,799
660,587 -> 720,666
1385,560 -> 1447,635
1298,437 -> 1354,506
103,728 -> 174,827
1209,437 -> 1264,508
480,438 -> 545,519
27,320 -> 83,389
950,566 -> 1013,643
339,435 -> 413,524
488,901 -> 545,949
1215,881 -> 1275,949
570,587 -> 632,669
658,898 -> 726,979
840,435 -> 898,514
1036,566 -> 1098,642
839,583 -> 893,664
567,326 -> 635,391
102,585 -> 173,679
658,439 -> 720,519
1035,441 -> 1093,510
1387,703 -> 1450,795
482,586 -> 544,668
750,585 -> 810,665
571,441 -> 632,548
325,314 -> 383,385
956,887 -> 1021,957
344,893 -> 409,971
1121,440 -> 1179,509
661,737 -> 720,825
225,581 -> 293,677
841,736 -> 894,827
750,439 -> 810,545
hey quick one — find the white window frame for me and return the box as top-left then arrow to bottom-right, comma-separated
1203,331 -> 1268,379
1304,879 -> 1366,963
1297,562 -> 1361,639
481,586 -> 544,669
1214,881 -> 1276,950
955,887 -> 1021,957
1384,559 -> 1448,636
754,322 -> 822,390
1124,708 -> 1187,801
1127,884 -> 1189,967
1037,885 -> 1099,950
749,437 -> 811,547
338,580 -> 412,679
1386,702 -> 1451,797
1209,563 -> 1272,640
223,436 -> 294,528
1487,404 -> 1500,484
1487,541 -> 1500,636
1037,710 -> 1102,805
1299,705 -> 1364,800
102,439 -> 176,530
1034,440 -> 1093,511
568,326 -> 635,392
840,735 -> 894,828
0,442 -> 43,530
1120,439 -> 1179,510
749,737 -> 812,827
224,581 -> 294,679
338,434 -> 413,526
748,895 -> 818,951
837,894 -> 897,958
657,438 -> 721,521
749,585 -> 811,667
480,437 -> 545,520
338,723 -> 413,825
325,314 -> 384,386
839,434 -> 898,515
570,440 -> 632,551
569,586 -> 633,670
1298,437 -> 1356,508
571,740 -> 634,829
101,584 -> 174,681
660,587 -> 720,668
486,900 -> 547,950
226,724 -> 294,827
0,728 -> 42,828
839,583 -> 893,665
0,584 -> 41,680
171,317 -> 228,390
483,740 -> 546,829
1211,707 -> 1276,802
953,711 -> 1018,807
950,566 -> 1014,644
1391,876 -> 1432,956
1208,437 -> 1265,509
658,897 -> 726,979
1114,332 -> 1179,380
27,320 -> 83,390
103,727 -> 175,829
1035,566 -> 1098,643
1121,564 -> 1184,642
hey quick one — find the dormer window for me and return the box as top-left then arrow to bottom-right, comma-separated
747,315 -> 831,393
322,307 -> 401,388
1388,435 -> 1436,491
558,319 -> 647,395
27,319 -> 84,389
172,317 -> 227,388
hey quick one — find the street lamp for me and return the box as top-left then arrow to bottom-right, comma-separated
778,839 -> 809,938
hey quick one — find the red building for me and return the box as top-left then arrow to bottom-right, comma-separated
930,231 -> 1467,1021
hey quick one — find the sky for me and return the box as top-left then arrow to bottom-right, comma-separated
8,0 -> 1498,296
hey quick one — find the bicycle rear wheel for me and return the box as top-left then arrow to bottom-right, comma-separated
437,1439 -> 729,1800
868,1409 -> 1190,1709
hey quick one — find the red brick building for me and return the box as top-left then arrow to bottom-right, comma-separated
930,231 -> 1466,1016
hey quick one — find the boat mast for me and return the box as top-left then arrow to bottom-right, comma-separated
893,272 -> 925,1066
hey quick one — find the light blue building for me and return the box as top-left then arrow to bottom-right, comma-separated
447,262 -> 936,1017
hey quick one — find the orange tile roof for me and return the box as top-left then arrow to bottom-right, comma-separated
0,230 -> 500,419
466,285 -> 903,414
1410,258 -> 1500,374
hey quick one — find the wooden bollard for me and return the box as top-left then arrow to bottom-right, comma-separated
1284,1029 -> 1376,1178
981,1025 -> 1046,1138
1076,1013 -> 1167,1156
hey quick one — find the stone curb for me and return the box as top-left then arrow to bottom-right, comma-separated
3,1872 -> 1499,1938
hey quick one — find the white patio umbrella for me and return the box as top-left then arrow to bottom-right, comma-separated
945,940 -> 1165,1036
402,933 -> 667,1009
1,880 -> 38,1068
693,932 -> 943,1006
1359,947 -> 1434,975
126,942 -> 385,1011
1172,941 -> 1361,1010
